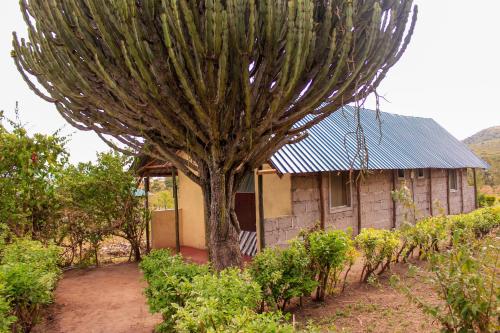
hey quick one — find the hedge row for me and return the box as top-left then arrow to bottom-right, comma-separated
0,239 -> 61,333
391,210 -> 500,332
250,207 -> 499,310
357,207 -> 500,283
141,207 -> 499,332
140,250 -> 298,333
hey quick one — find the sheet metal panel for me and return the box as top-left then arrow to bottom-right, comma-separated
270,106 -> 489,174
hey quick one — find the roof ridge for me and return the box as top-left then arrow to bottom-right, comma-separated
342,105 -> 433,121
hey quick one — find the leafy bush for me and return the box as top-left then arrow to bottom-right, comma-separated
0,239 -> 61,333
218,309 -> 295,333
478,193 -> 497,207
0,111 -> 68,241
305,229 -> 354,301
139,249 -> 209,331
355,228 -> 400,282
397,208 -> 499,262
0,286 -> 15,333
172,268 -> 295,332
59,152 -> 147,265
2,239 -> 60,273
394,222 -> 418,263
393,234 -> 499,332
411,216 -> 449,258
142,250 -> 297,332
248,240 -> 317,311
448,207 -> 499,244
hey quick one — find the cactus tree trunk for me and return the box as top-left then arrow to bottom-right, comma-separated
203,167 -> 242,270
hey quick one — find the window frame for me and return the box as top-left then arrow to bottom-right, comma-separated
417,168 -> 425,179
397,169 -> 406,179
328,172 -> 353,212
448,169 -> 458,192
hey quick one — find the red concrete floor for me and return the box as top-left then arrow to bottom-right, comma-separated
175,246 -> 252,265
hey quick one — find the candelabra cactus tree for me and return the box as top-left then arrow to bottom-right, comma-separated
13,0 -> 417,270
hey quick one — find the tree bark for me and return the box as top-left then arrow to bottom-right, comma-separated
131,242 -> 141,262
203,167 -> 242,271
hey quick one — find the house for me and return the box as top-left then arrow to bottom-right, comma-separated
136,106 -> 489,255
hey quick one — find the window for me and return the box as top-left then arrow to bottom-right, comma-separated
448,170 -> 458,191
397,169 -> 405,179
417,168 -> 425,179
329,172 -> 351,209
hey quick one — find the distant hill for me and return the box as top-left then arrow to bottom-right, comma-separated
464,126 -> 500,194
464,126 -> 500,145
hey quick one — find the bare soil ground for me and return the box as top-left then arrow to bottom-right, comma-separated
34,255 -> 440,333
34,262 -> 161,333
293,259 -> 441,333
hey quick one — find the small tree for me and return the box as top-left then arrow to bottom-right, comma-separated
393,235 -> 499,333
0,110 -> 67,241
305,229 -> 354,301
60,152 -> 146,264
14,1 -> 417,269
249,240 -> 316,311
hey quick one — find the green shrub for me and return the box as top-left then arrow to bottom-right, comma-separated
220,309 -> 295,333
393,235 -> 499,332
306,229 -> 354,301
139,249 -> 209,332
413,216 -> 449,258
141,251 -> 297,332
176,307 -> 295,333
1,239 -> 60,273
172,268 -> 291,332
449,207 -> 500,241
248,240 -> 317,311
395,222 -> 418,263
465,207 -> 499,238
0,239 -> 61,333
0,285 -> 15,333
478,193 -> 497,207
355,228 -> 400,282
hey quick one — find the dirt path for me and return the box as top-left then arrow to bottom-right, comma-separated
293,259 -> 440,332
35,263 -> 161,333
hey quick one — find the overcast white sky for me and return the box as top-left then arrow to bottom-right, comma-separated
1,1 -> 499,163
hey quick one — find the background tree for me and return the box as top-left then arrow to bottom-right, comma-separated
13,0 -> 417,270
59,152 -> 146,265
0,109 -> 67,241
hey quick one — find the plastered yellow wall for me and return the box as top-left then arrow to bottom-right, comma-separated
151,209 -> 179,249
152,166 -> 291,252
255,165 -> 293,251
263,172 -> 292,218
178,171 -> 207,249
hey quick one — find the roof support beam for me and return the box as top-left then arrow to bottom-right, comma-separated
172,170 -> 181,253
428,168 -> 433,216
446,170 -> 451,215
356,174 -> 362,235
317,173 -> 326,230
257,167 -> 265,250
460,169 -> 464,213
473,168 -> 478,209
144,177 -> 150,254
391,170 -> 396,229
257,169 -> 278,175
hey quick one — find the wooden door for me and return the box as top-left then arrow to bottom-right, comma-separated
235,193 -> 256,232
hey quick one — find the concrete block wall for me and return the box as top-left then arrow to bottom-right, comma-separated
263,175 -> 321,248
463,170 -> 476,212
264,168 -> 477,248
358,171 -> 393,230
431,169 -> 449,215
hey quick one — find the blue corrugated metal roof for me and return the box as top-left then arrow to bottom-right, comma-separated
270,106 -> 489,174
134,189 -> 146,197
